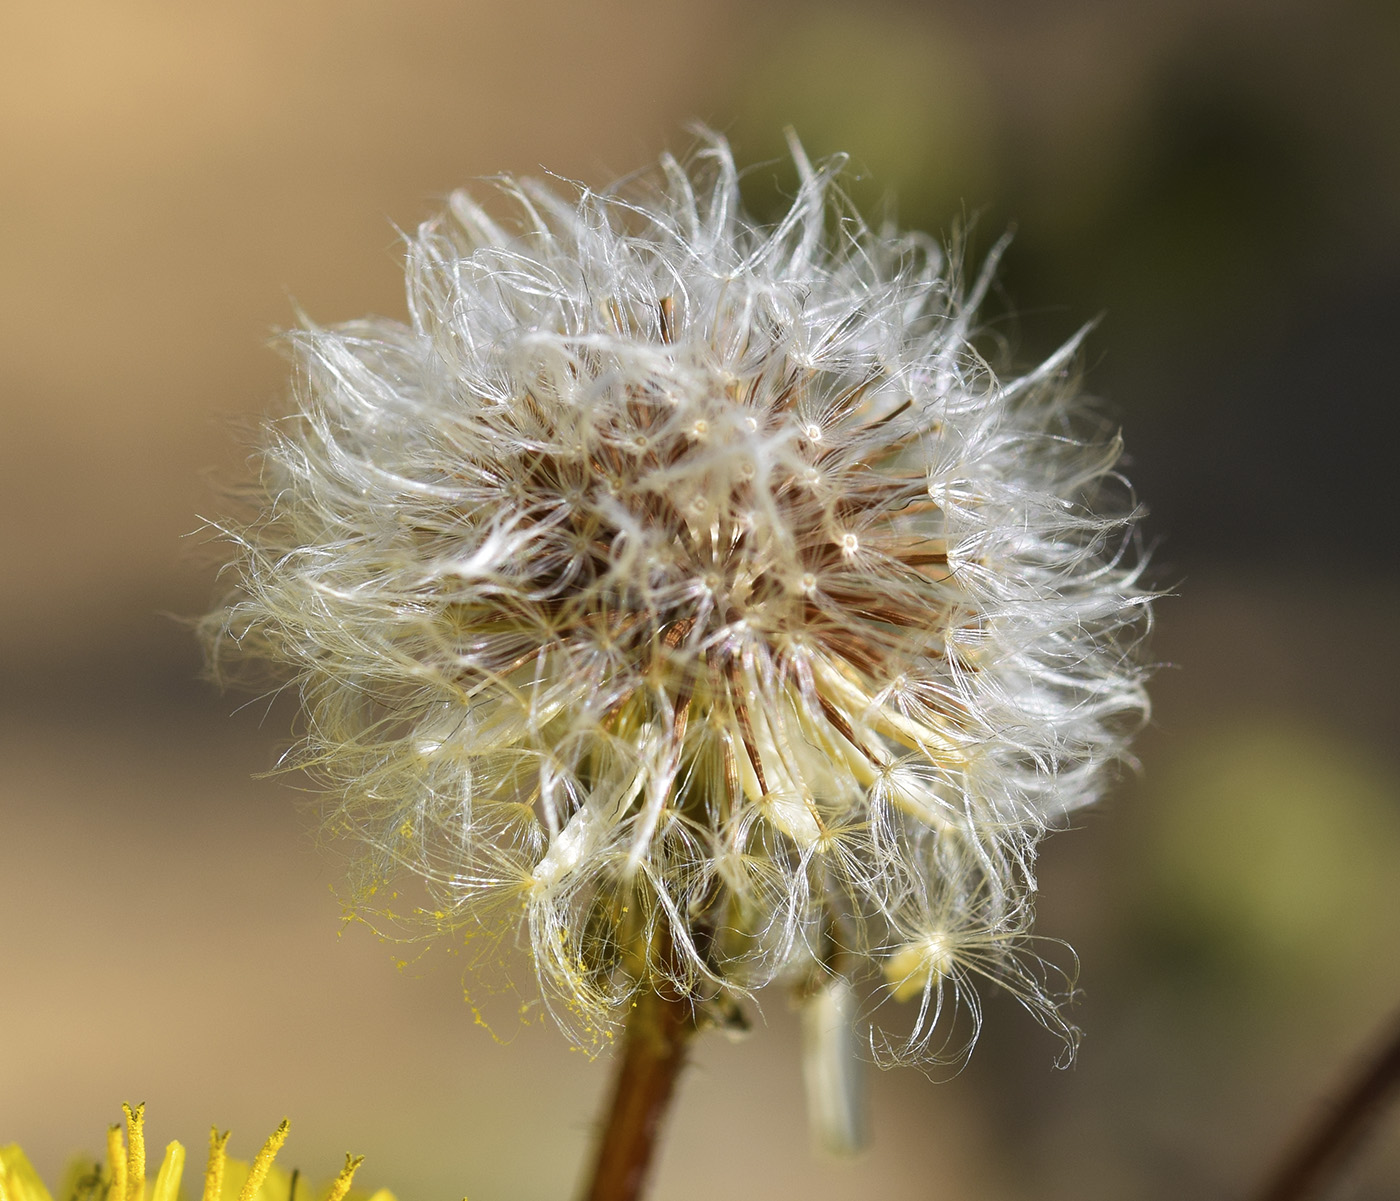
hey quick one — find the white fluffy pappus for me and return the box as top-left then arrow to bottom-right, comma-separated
202,134 -> 1151,1073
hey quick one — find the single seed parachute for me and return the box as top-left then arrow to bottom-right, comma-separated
202,133 -> 1150,1066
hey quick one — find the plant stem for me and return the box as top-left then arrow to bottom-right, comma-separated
580,981 -> 697,1201
1253,1004 -> 1400,1201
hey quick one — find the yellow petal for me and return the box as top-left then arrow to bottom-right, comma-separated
150,1143 -> 186,1201
0,1145 -> 55,1201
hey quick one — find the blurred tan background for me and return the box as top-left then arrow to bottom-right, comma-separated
3,2 -> 1398,1198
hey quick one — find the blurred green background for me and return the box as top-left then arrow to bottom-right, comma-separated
2,2 -> 1397,1198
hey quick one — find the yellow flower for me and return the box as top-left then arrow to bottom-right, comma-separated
0,1105 -> 393,1201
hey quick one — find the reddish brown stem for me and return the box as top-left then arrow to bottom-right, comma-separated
580,984 -> 697,1201
1253,1004 -> 1400,1201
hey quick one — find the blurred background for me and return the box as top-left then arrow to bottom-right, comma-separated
3,1 -> 1398,1198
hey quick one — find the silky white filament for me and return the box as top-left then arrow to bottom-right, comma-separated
202,132 -> 1151,1070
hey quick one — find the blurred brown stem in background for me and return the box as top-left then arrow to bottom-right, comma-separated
580,969 -> 697,1201
1253,1003 -> 1400,1201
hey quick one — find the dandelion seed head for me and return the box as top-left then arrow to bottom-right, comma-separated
202,132 -> 1150,1065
